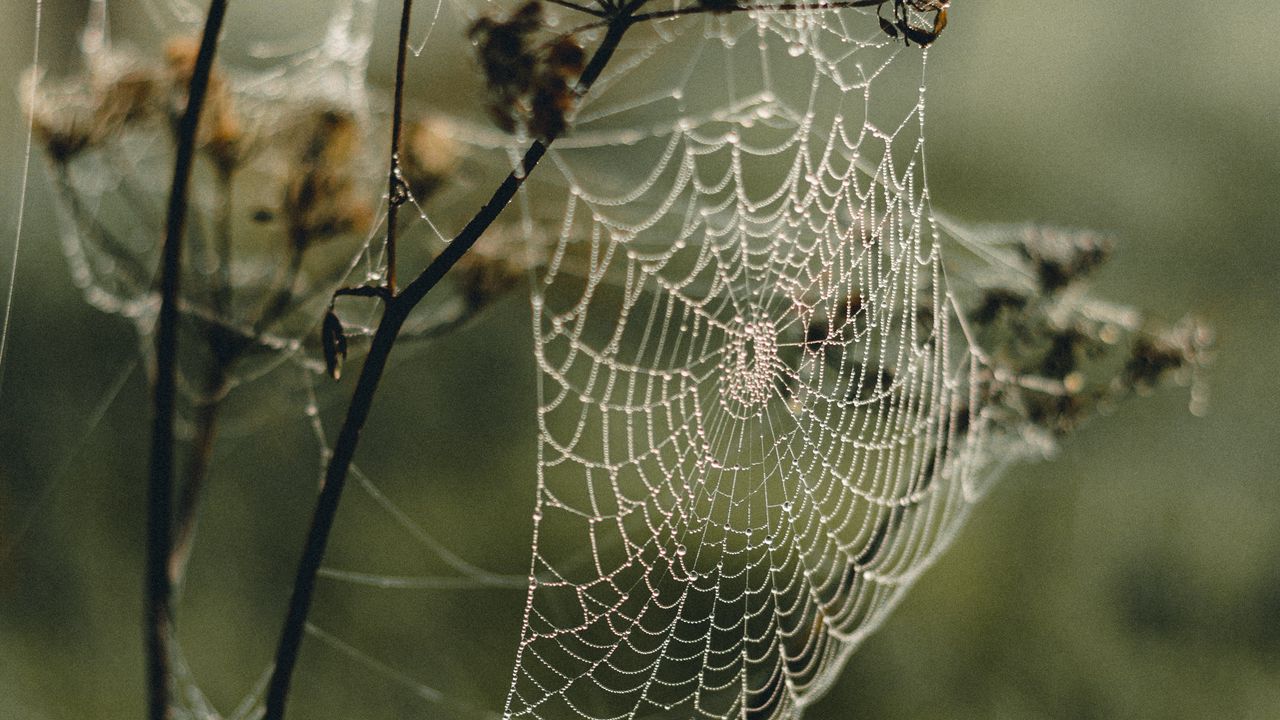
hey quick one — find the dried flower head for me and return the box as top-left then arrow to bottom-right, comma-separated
165,36 -> 242,174
22,58 -> 163,166
401,115 -> 459,204
469,2 -> 586,139
281,109 -> 374,252
93,68 -> 162,129
955,225 -> 1213,441
529,36 -> 586,138
22,70 -> 97,165
1018,226 -> 1112,292
1122,318 -> 1213,398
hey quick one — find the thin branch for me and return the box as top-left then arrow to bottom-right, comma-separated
261,14 -> 634,720
547,0 -> 606,15
383,0 -> 414,296
148,2 -> 229,720
586,0 -> 885,28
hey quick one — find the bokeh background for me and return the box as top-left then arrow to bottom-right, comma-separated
2,1 -> 1277,719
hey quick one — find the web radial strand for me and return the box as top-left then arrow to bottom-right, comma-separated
507,7 -> 983,720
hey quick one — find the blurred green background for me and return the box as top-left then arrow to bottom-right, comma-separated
1,1 -> 1277,719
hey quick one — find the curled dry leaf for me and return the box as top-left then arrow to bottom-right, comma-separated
322,308 -> 348,380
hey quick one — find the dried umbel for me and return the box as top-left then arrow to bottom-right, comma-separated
24,33 -> 388,391
1018,225 -> 1111,292
22,57 -> 164,165
955,225 -> 1212,442
164,36 -> 243,175
469,1 -> 587,138
280,109 -> 374,253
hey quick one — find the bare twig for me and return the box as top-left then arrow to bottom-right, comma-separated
574,0 -> 885,29
148,2 -> 229,720
383,0 -> 414,296
547,0 -> 606,15
262,11 -> 635,720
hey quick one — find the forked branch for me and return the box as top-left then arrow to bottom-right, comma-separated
262,8 -> 632,720
616,1 -> 894,25
382,0 -> 414,295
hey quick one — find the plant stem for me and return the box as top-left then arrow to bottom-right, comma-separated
384,0 -> 414,296
261,15 -> 633,720
147,2 -> 229,719
585,0 -> 887,28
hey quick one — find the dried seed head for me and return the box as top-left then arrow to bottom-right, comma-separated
94,69 -> 162,127
508,1 -> 545,31
951,223 -> 1213,445
971,288 -> 1029,325
545,36 -> 586,74
528,36 -> 586,139
469,2 -> 543,132
1123,332 -> 1192,393
1019,226 -> 1112,292
22,69 -> 98,164
402,115 -> 459,204
529,75 -> 572,139
469,2 -> 587,139
164,36 -> 242,173
24,50 -> 173,167
282,109 -> 374,251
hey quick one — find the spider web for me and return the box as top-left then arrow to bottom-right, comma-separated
503,5 -> 996,719
12,2 -> 1209,719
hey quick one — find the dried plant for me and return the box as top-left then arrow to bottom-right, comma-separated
20,2 -> 1212,720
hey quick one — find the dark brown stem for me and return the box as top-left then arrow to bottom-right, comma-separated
596,0 -> 885,28
547,0 -> 605,15
384,0 -> 414,296
261,15 -> 633,720
148,2 -> 229,720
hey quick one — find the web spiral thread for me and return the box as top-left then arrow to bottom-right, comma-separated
506,7 -> 990,719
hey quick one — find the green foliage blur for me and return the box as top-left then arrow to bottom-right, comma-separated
1,2 -> 1277,718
